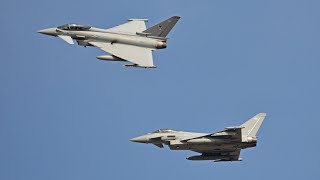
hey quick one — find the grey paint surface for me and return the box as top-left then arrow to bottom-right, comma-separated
131,113 -> 266,162
38,16 -> 180,68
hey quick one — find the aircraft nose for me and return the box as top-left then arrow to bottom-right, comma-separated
130,136 -> 148,143
38,28 -> 57,36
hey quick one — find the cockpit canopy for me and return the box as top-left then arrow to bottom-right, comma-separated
151,129 -> 176,133
57,23 -> 91,31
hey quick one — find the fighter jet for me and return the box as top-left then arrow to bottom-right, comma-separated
131,113 -> 266,162
38,16 -> 180,68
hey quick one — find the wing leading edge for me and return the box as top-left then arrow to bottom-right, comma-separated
105,19 -> 147,34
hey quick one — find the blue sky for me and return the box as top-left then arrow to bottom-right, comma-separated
1,0 -> 319,179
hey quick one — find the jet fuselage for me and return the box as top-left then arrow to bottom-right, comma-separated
39,27 -> 167,49
131,113 -> 266,162
39,16 -> 180,67
131,131 -> 256,152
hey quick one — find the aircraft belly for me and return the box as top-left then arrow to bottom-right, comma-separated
169,143 -> 240,152
76,31 -> 159,49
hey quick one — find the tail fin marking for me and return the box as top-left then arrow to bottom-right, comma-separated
143,16 -> 180,37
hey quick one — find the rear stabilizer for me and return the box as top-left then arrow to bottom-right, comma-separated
241,113 -> 266,137
143,16 -> 180,37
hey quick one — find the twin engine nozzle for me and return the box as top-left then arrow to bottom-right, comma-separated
245,136 -> 257,143
156,41 -> 167,49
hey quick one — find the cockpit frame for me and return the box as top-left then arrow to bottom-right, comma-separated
57,23 -> 91,31
151,129 -> 176,133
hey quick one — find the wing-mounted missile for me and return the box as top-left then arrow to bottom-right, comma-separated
186,155 -> 234,161
124,64 -> 157,68
187,149 -> 241,161
96,55 -> 126,61
186,155 -> 217,161
187,155 -> 242,162
213,158 -> 242,162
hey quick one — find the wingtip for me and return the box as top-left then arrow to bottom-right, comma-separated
258,112 -> 267,117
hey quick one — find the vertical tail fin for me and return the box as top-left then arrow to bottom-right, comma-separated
241,113 -> 266,137
143,16 -> 180,37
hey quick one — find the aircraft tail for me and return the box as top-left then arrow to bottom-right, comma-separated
143,16 -> 180,37
241,113 -> 266,137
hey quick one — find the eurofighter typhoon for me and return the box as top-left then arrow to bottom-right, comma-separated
131,113 -> 266,162
38,16 -> 180,68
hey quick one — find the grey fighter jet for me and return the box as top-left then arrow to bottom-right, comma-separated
38,16 -> 180,68
131,113 -> 266,162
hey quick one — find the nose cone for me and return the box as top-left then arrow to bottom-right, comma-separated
38,28 -> 57,36
130,136 -> 149,143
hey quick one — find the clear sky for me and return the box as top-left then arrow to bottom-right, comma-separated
1,0 -> 319,179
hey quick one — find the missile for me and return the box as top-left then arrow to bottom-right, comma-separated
187,155 -> 242,161
124,64 -> 156,68
97,56 -> 157,68
96,55 -> 126,61
213,158 -> 242,162
187,155 -> 223,161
